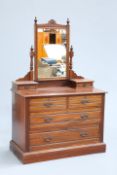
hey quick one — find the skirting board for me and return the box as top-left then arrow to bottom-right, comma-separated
10,140 -> 106,164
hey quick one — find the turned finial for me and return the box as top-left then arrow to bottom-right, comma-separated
31,45 -> 33,51
34,17 -> 37,24
30,46 -> 34,71
67,18 -> 70,25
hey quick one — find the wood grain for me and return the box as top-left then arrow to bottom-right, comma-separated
29,126 -> 100,146
10,140 -> 106,164
10,79 -> 106,163
29,111 -> 101,125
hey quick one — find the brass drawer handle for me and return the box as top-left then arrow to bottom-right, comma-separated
44,136 -> 52,142
43,103 -> 53,108
80,132 -> 88,137
80,114 -> 88,120
44,117 -> 52,123
80,99 -> 89,104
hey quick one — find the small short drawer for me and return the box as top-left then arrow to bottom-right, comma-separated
18,85 -> 36,90
29,96 -> 66,104
29,96 -> 67,113
68,95 -> 102,112
29,126 -> 100,146
69,95 -> 102,104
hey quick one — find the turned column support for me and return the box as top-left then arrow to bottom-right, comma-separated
30,46 -> 35,71
69,45 -> 74,70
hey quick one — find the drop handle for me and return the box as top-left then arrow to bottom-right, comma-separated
43,103 -> 53,108
80,99 -> 89,104
80,132 -> 88,137
44,136 -> 52,142
80,114 -> 88,120
44,117 -> 52,123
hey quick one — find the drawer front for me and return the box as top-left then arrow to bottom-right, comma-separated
29,120 -> 100,133
30,138 -> 100,151
68,95 -> 102,112
30,111 -> 101,125
69,95 -> 102,104
29,111 -> 101,133
29,96 -> 67,113
29,126 -> 100,146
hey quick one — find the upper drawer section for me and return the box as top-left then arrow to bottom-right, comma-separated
29,96 -> 67,113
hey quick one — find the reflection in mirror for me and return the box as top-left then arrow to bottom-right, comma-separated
37,28 -> 67,79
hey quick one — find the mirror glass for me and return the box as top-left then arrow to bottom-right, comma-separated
37,28 -> 67,79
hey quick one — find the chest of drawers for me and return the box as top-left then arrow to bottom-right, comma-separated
10,79 -> 106,163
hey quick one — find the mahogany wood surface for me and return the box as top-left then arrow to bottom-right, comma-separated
10,78 -> 106,163
10,140 -> 106,164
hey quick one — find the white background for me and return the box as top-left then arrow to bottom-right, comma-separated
0,0 -> 117,174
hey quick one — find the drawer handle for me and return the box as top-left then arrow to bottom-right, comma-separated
80,114 -> 88,120
43,103 -> 53,108
80,132 -> 88,137
80,99 -> 89,104
44,136 -> 52,142
44,117 -> 52,123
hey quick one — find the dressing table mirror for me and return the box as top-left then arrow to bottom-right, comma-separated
10,18 -> 106,164
35,20 -> 68,80
32,18 -> 81,81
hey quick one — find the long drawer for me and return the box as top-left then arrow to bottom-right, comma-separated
29,111 -> 101,133
29,96 -> 67,113
29,138 -> 100,151
29,125 -> 100,146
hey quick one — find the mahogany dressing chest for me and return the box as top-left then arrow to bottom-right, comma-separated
10,18 -> 106,163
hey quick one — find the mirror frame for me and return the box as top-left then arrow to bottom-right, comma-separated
34,18 -> 70,81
